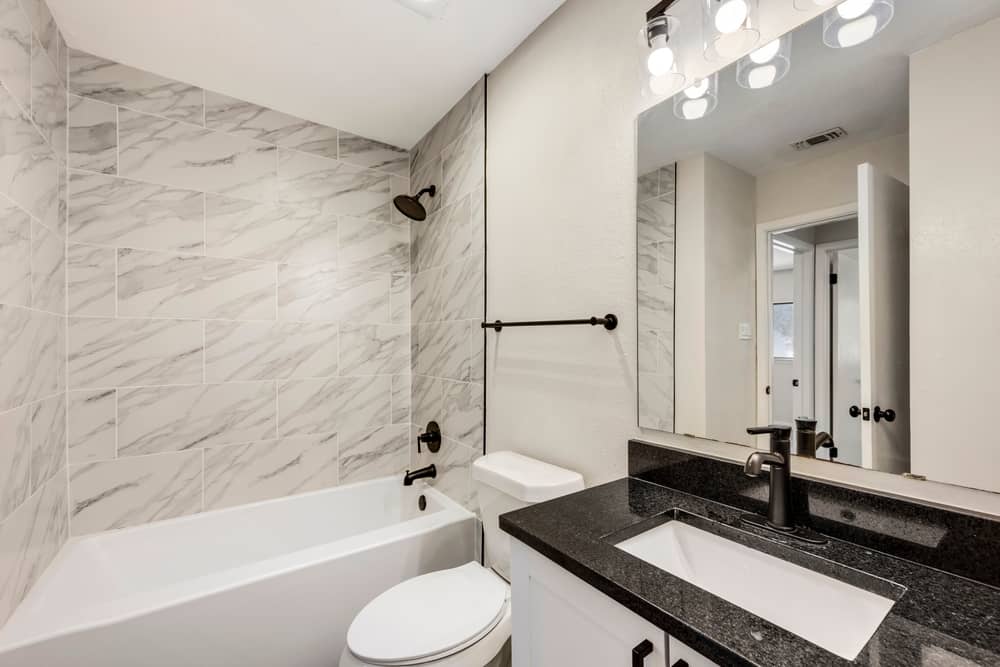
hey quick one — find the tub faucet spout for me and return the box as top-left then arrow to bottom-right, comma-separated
403,464 -> 437,486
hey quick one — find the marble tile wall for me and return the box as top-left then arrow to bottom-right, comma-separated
63,49 -> 413,536
0,0 -> 69,628
637,165 -> 676,432
408,79 -> 486,511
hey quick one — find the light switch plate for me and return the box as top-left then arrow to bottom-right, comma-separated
738,323 -> 753,340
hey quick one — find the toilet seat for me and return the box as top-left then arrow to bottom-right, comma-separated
346,563 -> 509,666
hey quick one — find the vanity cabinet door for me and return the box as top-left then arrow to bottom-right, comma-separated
668,636 -> 720,667
510,539 -> 667,667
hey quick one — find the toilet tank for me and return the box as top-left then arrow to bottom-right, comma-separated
472,452 -> 584,580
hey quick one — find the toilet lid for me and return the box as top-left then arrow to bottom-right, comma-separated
347,562 -> 508,665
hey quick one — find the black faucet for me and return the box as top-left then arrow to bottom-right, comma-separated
795,417 -> 838,461
744,425 -> 793,531
403,464 -> 437,486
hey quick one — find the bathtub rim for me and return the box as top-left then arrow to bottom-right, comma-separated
0,478 -> 475,653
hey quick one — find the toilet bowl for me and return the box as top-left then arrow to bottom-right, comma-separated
340,452 -> 584,667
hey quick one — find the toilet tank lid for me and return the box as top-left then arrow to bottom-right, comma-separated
472,452 -> 584,503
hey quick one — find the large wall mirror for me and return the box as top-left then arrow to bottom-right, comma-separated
636,1 -> 1000,494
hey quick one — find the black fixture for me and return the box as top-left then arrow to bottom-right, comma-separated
481,314 -> 618,332
417,421 -> 441,454
742,426 -> 828,545
743,425 -> 793,530
631,639 -> 654,666
873,406 -> 896,423
418,495 -> 427,511
795,417 -> 838,461
393,185 -> 437,222
403,464 -> 437,486
645,0 -> 680,22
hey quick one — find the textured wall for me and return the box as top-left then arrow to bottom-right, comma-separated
0,0 -> 69,627
408,80 -> 486,510
63,49 -> 413,535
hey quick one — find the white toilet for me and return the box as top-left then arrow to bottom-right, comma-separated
340,451 -> 584,667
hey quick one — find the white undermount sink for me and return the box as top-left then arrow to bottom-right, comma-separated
615,518 -> 897,660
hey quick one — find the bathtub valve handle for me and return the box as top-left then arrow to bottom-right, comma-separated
417,421 -> 442,454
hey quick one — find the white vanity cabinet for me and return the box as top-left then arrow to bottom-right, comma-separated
510,539 -> 719,667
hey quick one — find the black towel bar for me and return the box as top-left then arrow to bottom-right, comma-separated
481,314 -> 618,332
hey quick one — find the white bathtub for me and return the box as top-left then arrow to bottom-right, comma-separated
0,478 -> 476,667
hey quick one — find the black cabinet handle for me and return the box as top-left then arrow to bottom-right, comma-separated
671,661 -> 690,667
849,405 -> 861,419
873,406 -> 896,423
632,639 -> 654,666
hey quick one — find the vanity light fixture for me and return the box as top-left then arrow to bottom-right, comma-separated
792,0 -> 839,9
736,35 -> 791,89
703,0 -> 761,61
642,1 -> 686,98
674,74 -> 719,120
822,0 -> 895,48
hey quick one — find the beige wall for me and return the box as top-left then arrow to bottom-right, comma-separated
756,133 -> 909,224
910,17 -> 1000,493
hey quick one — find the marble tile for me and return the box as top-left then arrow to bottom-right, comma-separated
68,388 -> 115,463
0,465 -> 67,625
278,374 -> 390,437
441,120 -> 485,206
0,306 -> 61,410
390,175 -> 410,226
0,404 -> 30,522
278,148 -> 390,222
338,132 -> 408,176
390,273 -> 409,325
440,380 -> 483,449
0,196 -> 31,307
277,264 -> 390,324
638,372 -> 673,432
30,219 -> 64,314
0,81 -> 58,228
20,0 -> 54,61
410,78 -> 484,177
205,193 -> 337,264
67,243 -> 115,316
68,49 -> 202,123
29,392 -> 64,491
391,374 -> 410,425
339,424 -> 408,485
338,216 -> 408,273
69,450 -> 202,535
637,195 -> 674,248
118,382 -> 276,456
0,0 -> 32,114
411,374 -> 442,429
204,434 -> 338,510
411,188 -> 477,273
415,437 -> 477,510
658,165 -> 676,203
637,170 -> 658,203
68,171 -> 204,252
468,323 -> 484,384
205,320 -> 338,382
204,91 -> 339,159
410,267 -> 442,325
340,323 -> 408,376
68,94 -> 117,174
30,35 -> 63,154
117,248 -> 276,320
638,329 -> 659,374
68,317 -> 202,389
118,109 -> 276,203
409,157 -> 442,218
412,321 -> 472,382
439,253 -> 483,322
638,245 -> 672,333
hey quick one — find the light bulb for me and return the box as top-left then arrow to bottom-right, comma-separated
749,39 -> 780,64
682,98 -> 710,120
836,0 -> 874,20
714,0 -> 749,34
837,14 -> 878,46
747,64 -> 777,88
647,35 -> 675,76
685,79 -> 710,99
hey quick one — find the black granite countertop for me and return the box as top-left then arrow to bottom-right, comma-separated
500,477 -> 1000,666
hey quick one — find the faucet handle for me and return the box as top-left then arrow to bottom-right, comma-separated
746,425 -> 792,437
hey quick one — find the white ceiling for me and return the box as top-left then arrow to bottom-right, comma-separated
47,0 -> 566,149
638,0 -> 1000,176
